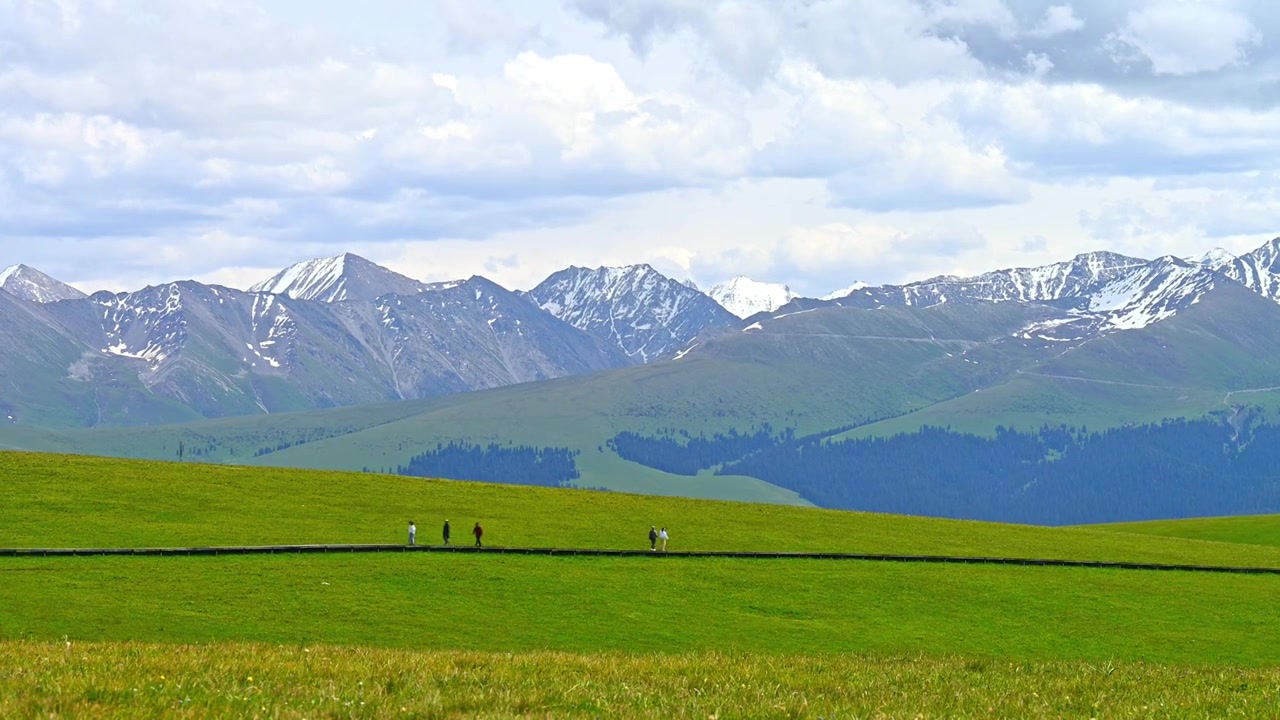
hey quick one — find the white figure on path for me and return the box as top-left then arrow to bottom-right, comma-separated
659,527 -> 668,552
408,521 -> 417,546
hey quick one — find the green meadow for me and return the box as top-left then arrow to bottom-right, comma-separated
5,450 -> 1280,716
1,553 -> 1277,665
6,451 -> 1280,569
1090,513 -> 1280,549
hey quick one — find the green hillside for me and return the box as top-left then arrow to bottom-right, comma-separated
6,451 -> 1280,568
6,289 -> 1280,507
4,451 -> 1280,670
4,553 -> 1278,666
1089,514 -> 1280,549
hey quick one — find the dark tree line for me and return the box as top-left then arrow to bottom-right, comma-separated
390,441 -> 581,488
607,424 -> 795,475
715,420 -> 1280,525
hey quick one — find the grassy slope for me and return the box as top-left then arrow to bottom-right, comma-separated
7,643 -> 1277,719
1089,514 -> 1280,549
840,288 -> 1280,438
837,376 -> 1265,439
7,451 -> 1280,568
3,452 -> 1280,672
2,554 -> 1277,666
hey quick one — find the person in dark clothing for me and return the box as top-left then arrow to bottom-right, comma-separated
443,519 -> 451,546
648,526 -> 658,551
473,522 -> 483,547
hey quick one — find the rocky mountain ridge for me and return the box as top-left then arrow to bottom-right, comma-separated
6,238 -> 1280,429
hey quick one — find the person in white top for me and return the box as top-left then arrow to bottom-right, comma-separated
408,521 -> 416,546
659,527 -> 668,552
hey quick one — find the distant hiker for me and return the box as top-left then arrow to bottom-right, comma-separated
443,519 -> 451,546
408,521 -> 416,546
473,522 -> 484,547
659,527 -> 668,552
648,526 -> 658,551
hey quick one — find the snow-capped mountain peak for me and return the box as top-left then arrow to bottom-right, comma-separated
250,253 -> 427,302
1209,237 -> 1280,302
708,276 -> 799,318
1196,248 -> 1236,269
0,264 -> 88,303
528,264 -> 738,362
821,281 -> 869,302
1087,255 -> 1214,330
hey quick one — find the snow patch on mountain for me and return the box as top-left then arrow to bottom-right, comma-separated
1196,248 -> 1235,269
821,282 -> 869,301
708,276 -> 799,318
250,253 -> 426,302
1088,257 -> 1213,330
0,265 -> 88,303
94,284 -> 190,366
1213,238 -> 1280,302
528,264 -> 738,362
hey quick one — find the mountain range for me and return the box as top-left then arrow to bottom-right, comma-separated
4,239 -> 1280,429
8,237 -> 1280,522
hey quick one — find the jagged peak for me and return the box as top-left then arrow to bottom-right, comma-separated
708,276 -> 799,318
0,263 -> 89,303
0,264 -> 27,285
821,281 -> 869,301
1068,250 -> 1147,264
1197,247 -> 1236,268
250,252 -> 424,302
1249,236 -> 1280,254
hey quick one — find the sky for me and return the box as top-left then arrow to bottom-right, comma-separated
3,0 -> 1280,297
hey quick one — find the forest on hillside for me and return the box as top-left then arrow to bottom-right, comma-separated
375,441 -> 581,488
611,418 -> 1280,524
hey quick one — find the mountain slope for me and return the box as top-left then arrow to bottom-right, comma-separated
822,282 -> 869,301
707,277 -> 798,318
0,265 -> 88,303
0,290 -> 197,428
836,251 -> 1151,310
10,275 -> 1280,518
249,253 -> 427,302
1213,237 -> 1280,301
17,277 -> 628,426
528,264 -> 739,362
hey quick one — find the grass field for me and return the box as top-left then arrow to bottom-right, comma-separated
6,450 -> 1280,715
1090,514 -> 1280,549
2,553 -> 1277,666
5,641 -> 1278,718
7,451 -> 1280,569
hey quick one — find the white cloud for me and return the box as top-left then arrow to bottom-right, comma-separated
926,0 -> 1019,38
1024,52 -> 1055,77
2,0 -> 1280,300
945,79 -> 1280,177
1108,1 -> 1261,75
1028,4 -> 1085,38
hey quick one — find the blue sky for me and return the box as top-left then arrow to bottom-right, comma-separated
2,0 -> 1280,297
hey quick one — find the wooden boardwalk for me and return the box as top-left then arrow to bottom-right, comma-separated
2,544 -> 1279,575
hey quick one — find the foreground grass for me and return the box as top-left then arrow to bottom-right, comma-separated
2,554 -> 1277,666
1091,514 -> 1280,549
3,641 -> 1277,719
7,452 -> 1280,571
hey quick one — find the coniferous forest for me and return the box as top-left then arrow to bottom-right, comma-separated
390,442 -> 581,488
604,418 -> 1280,524
716,420 -> 1280,524
607,425 -> 792,475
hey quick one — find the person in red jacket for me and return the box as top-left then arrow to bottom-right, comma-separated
473,522 -> 483,547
